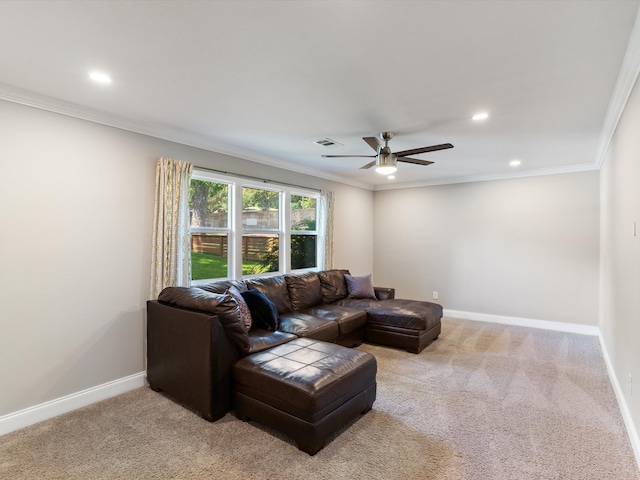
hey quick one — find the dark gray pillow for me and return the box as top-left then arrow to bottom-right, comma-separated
345,273 -> 377,299
241,289 -> 278,331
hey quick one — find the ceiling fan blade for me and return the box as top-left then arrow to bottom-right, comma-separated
321,154 -> 377,158
398,157 -> 434,166
363,136 -> 381,152
393,143 -> 454,157
360,161 -> 376,169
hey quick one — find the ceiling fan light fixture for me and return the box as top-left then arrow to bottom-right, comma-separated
375,153 -> 397,175
376,165 -> 397,175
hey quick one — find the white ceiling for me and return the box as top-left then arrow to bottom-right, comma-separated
1,0 -> 639,189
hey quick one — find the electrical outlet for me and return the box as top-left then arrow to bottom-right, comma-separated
432,291 -> 439,300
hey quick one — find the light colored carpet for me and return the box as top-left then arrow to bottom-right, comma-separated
1,318 -> 638,479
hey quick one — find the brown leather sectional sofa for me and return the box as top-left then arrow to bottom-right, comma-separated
147,269 -> 442,453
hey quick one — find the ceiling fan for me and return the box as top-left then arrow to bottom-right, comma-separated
322,132 -> 453,175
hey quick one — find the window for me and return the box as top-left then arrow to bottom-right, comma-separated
290,195 -> 318,270
189,170 -> 322,283
189,179 -> 230,280
242,186 -> 280,275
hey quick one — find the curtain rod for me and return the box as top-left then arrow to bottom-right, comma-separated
193,165 -> 322,193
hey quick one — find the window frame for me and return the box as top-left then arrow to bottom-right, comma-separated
190,169 -> 321,284
240,185 -> 283,278
289,192 -> 320,272
189,173 -> 233,282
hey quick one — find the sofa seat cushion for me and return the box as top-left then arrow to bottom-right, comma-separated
335,298 -> 443,332
302,305 -> 366,336
248,330 -> 297,354
234,338 -> 377,423
278,313 -> 339,341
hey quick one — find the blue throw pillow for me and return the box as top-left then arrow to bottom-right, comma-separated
241,289 -> 278,331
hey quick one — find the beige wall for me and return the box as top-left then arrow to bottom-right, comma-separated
0,100 -> 374,417
600,74 -> 640,443
331,185 -> 374,276
373,171 -> 600,325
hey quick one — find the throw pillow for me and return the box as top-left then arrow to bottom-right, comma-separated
241,289 -> 278,331
344,273 -> 377,300
215,294 -> 251,357
226,285 -> 252,331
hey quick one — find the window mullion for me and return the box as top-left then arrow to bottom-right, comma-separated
231,183 -> 243,279
281,191 -> 290,273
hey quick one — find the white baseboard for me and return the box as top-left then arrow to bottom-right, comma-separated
598,334 -> 640,471
0,372 -> 146,437
2,318 -> 638,473
444,309 -> 600,336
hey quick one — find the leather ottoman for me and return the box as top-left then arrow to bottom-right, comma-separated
233,337 -> 377,455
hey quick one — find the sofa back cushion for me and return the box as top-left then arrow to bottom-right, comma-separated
318,269 -> 350,304
246,275 -> 292,315
285,272 -> 323,311
198,280 -> 247,294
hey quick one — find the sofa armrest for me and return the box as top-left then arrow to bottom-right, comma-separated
374,287 -> 395,300
147,300 -> 238,421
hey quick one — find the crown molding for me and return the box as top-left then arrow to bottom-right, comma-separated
595,7 -> 640,168
373,162 -> 599,191
5,5 -> 639,198
377,9 -> 640,193
0,83 -> 373,191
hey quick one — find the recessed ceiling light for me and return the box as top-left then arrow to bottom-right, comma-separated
510,159 -> 522,167
472,112 -> 489,121
89,71 -> 112,84
387,175 -> 395,180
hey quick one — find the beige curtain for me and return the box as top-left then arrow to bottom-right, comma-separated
149,157 -> 193,299
319,190 -> 334,270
